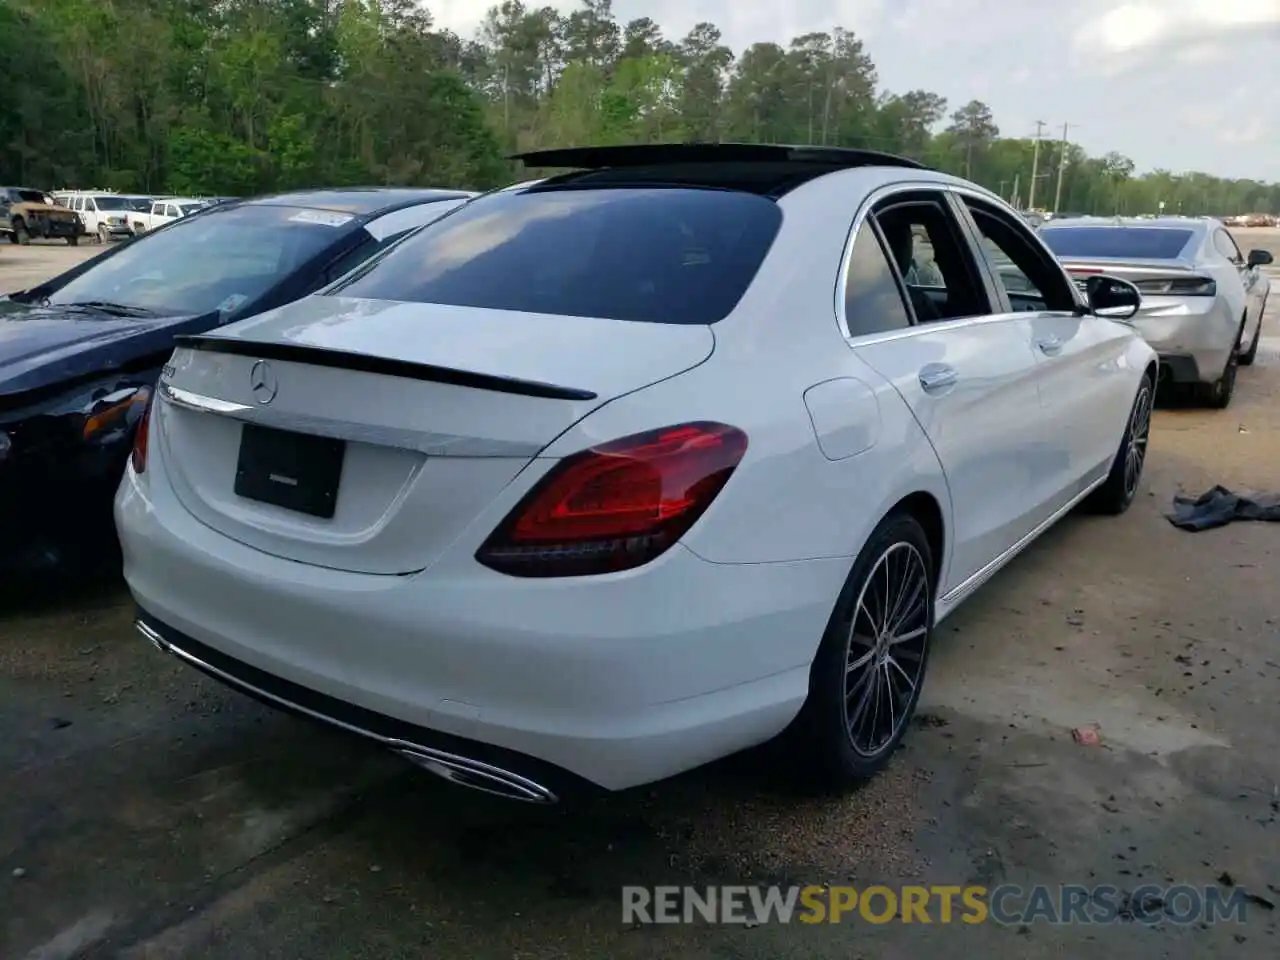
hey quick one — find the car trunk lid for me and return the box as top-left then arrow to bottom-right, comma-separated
155,295 -> 715,575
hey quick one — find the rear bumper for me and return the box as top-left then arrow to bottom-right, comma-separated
135,609 -> 596,803
1132,295 -> 1238,384
1154,353 -> 1202,386
115,455 -> 847,792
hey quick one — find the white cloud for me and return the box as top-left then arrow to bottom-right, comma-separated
1072,0 -> 1280,60
1221,118 -> 1267,144
1083,3 -> 1172,54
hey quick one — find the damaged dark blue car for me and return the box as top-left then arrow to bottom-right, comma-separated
0,187 -> 473,578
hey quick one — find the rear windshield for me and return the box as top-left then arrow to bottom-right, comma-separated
1040,227 -> 1193,260
330,186 -> 783,324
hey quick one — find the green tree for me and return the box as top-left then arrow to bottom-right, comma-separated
946,99 -> 1000,179
2,0 -> 1274,212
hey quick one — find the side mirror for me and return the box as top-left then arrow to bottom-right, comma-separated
1247,249 -> 1274,268
1086,275 -> 1142,321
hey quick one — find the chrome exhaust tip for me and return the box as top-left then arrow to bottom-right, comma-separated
394,746 -> 559,804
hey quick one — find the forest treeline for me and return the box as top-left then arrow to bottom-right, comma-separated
2,0 -> 1276,215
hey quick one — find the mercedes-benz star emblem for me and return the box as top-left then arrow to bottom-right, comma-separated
249,360 -> 279,405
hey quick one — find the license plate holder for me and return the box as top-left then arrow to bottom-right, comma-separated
234,424 -> 345,519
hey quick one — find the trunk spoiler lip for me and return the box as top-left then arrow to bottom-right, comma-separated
1058,256 -> 1197,272
172,334 -> 598,402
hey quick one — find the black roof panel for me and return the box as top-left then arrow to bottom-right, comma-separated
512,142 -> 927,171
249,188 -> 473,216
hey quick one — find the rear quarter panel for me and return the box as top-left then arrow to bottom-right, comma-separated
548,349 -> 951,572
1208,259 -> 1247,323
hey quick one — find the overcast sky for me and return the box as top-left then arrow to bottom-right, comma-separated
427,0 -> 1280,182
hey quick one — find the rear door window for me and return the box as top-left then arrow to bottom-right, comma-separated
329,187 -> 784,324
870,194 -> 991,322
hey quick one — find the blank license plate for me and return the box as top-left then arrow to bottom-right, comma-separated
234,424 -> 345,519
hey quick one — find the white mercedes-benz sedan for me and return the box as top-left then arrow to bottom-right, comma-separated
116,144 -> 1156,804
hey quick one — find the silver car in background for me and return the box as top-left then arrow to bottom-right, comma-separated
1039,217 -> 1272,408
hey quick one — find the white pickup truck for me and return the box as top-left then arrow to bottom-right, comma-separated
129,197 -> 209,234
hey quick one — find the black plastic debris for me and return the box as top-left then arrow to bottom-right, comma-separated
1166,486 -> 1280,531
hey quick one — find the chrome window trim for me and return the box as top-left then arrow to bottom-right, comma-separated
832,180 -> 1044,347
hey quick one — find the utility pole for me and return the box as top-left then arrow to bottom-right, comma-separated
1053,122 -> 1071,214
1012,173 -> 1021,210
1027,120 -> 1047,211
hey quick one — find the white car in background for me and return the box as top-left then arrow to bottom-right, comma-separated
53,190 -> 137,242
117,144 -> 1155,804
130,197 -> 210,234
1040,216 -> 1272,408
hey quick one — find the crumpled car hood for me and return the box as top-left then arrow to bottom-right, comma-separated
0,300 -> 216,407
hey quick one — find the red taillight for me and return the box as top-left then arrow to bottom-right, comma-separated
130,398 -> 152,473
476,422 -> 748,577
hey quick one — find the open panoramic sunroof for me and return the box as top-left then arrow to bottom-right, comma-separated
510,144 -> 929,198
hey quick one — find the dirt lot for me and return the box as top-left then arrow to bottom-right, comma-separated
0,239 -> 105,294
3,232 -> 1279,959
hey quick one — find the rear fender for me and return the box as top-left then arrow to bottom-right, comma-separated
541,350 -> 953,570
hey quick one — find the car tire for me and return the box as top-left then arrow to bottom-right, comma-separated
66,235 -> 79,246
791,510 -> 934,788
14,220 -> 30,245
1085,371 -> 1153,516
97,224 -> 110,244
1198,329 -> 1241,409
1238,313 -> 1260,367
5,231 -> 16,244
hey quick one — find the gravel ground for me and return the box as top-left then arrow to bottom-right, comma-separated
0,239 -> 106,293
2,230 -> 1278,960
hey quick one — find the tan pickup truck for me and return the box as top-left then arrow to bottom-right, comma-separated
1,186 -> 82,245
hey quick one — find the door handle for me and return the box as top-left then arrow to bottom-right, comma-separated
918,364 -> 958,392
1036,336 -> 1063,355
